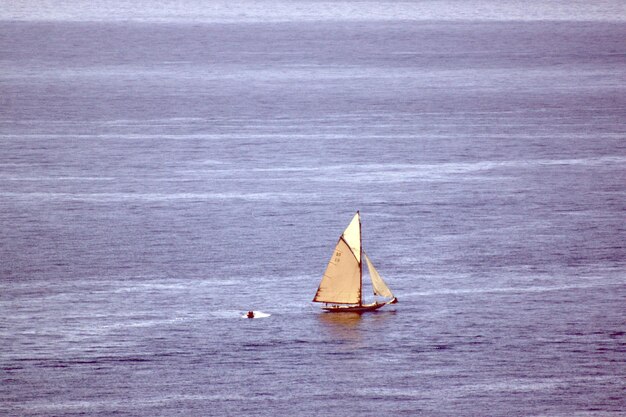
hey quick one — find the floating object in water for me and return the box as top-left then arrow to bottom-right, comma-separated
313,211 -> 398,313
241,311 -> 271,319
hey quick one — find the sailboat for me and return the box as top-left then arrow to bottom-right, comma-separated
313,211 -> 398,312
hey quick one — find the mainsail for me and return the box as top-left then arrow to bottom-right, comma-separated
365,254 -> 394,298
313,212 -> 362,304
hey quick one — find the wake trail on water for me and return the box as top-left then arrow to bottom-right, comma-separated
241,311 -> 271,319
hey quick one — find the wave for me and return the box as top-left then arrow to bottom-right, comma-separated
3,0 -> 625,23
402,281 -> 625,298
242,156 -> 626,183
0,191 -> 305,202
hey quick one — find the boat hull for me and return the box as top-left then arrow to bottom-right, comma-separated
321,301 -> 389,313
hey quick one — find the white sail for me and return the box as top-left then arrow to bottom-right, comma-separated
342,212 -> 361,263
313,211 -> 396,311
365,254 -> 394,299
313,237 -> 361,304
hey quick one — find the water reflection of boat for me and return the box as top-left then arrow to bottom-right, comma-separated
318,309 -> 396,344
319,311 -> 363,328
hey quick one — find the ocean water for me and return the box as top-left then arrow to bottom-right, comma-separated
1,1 -> 625,416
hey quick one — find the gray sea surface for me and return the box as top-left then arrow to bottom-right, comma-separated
1,1 -> 625,416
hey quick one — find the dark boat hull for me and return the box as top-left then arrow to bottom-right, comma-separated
321,301 -> 393,313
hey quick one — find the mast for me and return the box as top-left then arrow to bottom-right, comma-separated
358,210 -> 362,307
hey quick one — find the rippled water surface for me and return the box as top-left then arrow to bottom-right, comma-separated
1,1 -> 625,416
